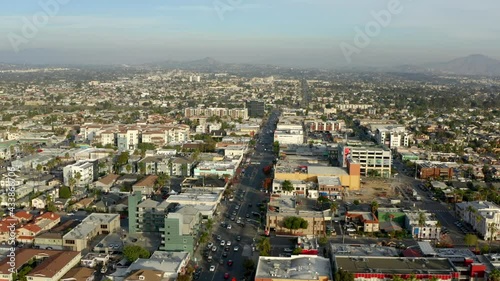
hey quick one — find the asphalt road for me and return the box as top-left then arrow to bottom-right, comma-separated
197,111 -> 279,281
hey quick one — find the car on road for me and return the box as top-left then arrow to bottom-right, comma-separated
236,219 -> 241,224
234,246 -> 239,252
246,214 -> 250,218
210,265 -> 216,272
226,241 -> 231,246
224,273 -> 230,279
227,260 -> 233,266
227,224 -> 232,229
212,246 -> 217,252
221,240 -> 225,246
284,248 -> 293,253
222,251 -> 228,257
208,242 -> 214,248
217,235 -> 222,240
236,236 -> 241,241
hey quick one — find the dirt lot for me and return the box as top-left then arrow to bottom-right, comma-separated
346,178 -> 401,204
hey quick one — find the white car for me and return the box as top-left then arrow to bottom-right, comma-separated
227,224 -> 232,230
207,242 -> 214,248
220,240 -> 225,246
210,265 -> 216,272
234,246 -> 239,252
226,241 -> 232,246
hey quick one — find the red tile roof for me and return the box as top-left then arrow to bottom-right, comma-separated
0,249 -> 80,277
18,223 -> 42,233
37,212 -> 61,221
14,210 -> 33,220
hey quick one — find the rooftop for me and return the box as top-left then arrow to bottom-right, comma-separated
330,244 -> 399,257
127,251 -> 189,274
63,213 -> 119,240
255,255 -> 331,280
0,249 -> 80,277
334,256 -> 456,275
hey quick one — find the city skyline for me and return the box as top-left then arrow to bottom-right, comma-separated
1,0 -> 499,67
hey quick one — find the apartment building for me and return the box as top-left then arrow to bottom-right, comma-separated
405,211 -> 442,240
62,160 -> 98,187
117,128 -> 139,151
271,179 -> 311,197
246,100 -> 265,118
338,143 -> 392,178
193,161 -> 237,178
416,161 -> 455,180
307,120 -> 345,132
128,192 -> 171,234
0,249 -> 81,281
255,255 -> 331,281
184,107 -> 248,119
160,206 -> 201,255
372,125 -> 411,148
456,201 -> 500,240
63,213 -> 120,251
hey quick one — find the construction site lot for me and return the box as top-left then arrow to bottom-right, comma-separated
345,178 -> 401,204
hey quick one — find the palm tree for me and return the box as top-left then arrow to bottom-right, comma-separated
466,205 -> 476,224
418,212 -> 426,227
74,172 -> 82,186
488,222 -> 497,252
330,201 -> 339,215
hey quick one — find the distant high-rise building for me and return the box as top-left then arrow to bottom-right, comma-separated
246,100 -> 265,118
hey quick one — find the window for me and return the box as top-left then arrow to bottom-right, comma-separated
101,225 -> 108,229
66,240 -> 75,244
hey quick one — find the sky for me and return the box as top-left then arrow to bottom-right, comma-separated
0,0 -> 499,67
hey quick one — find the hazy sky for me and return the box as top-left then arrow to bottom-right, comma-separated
0,0 -> 499,67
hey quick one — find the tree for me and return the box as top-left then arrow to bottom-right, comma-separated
281,180 -> 294,192
125,164 -> 132,173
370,201 -> 379,213
391,276 -> 404,281
138,162 -> 146,174
353,200 -> 360,205
489,269 -> 500,281
36,164 -> 43,173
283,216 -> 309,233
68,177 -> 77,189
59,186 -> 72,199
123,245 -> 150,262
330,201 -> 339,215
74,172 -> 82,185
243,258 -> 256,276
418,212 -> 426,227
464,233 -> 478,247
292,247 -> 303,255
257,237 -> 271,256
334,269 -> 354,281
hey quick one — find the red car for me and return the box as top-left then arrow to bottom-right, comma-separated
224,273 -> 230,279
227,260 -> 233,266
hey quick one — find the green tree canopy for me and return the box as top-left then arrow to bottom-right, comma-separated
281,180 -> 294,192
464,233 -> 478,247
283,216 -> 309,230
123,245 -> 150,262
59,186 -> 72,199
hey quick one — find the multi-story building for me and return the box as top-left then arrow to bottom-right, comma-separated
416,161 -> 455,180
117,128 -> 139,151
456,201 -> 500,240
193,161 -> 237,178
405,211 -> 441,240
274,124 -> 304,145
0,249 -> 81,281
246,100 -> 265,118
160,206 -> 201,255
62,213 -> 120,251
128,192 -> 170,234
62,160 -> 98,187
338,143 -> 392,178
184,107 -> 248,119
370,125 -> 411,148
307,120 -> 345,132
255,255 -> 332,281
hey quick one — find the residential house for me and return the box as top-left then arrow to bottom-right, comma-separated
13,210 -> 33,223
124,269 -> 163,281
63,213 -> 120,251
32,195 -> 47,209
71,197 -> 95,211
132,175 -> 158,195
93,173 -> 120,192
53,198 -> 71,211
345,211 -> 379,232
35,212 -> 61,231
16,223 -> 43,244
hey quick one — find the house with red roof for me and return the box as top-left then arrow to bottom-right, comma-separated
16,223 -> 42,243
35,212 -> 61,231
13,210 -> 33,223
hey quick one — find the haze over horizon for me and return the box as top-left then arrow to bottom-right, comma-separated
1,0 -> 499,68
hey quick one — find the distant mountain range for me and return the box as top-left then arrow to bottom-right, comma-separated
387,54 -> 500,76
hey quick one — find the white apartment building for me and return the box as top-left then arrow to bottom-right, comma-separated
63,160 -> 98,187
373,125 -> 411,148
271,179 -> 309,196
405,211 -> 442,240
338,144 -> 392,178
184,107 -> 248,119
117,129 -> 139,151
274,124 -> 304,145
456,201 -> 500,240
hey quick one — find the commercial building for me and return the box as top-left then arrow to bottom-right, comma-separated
246,100 -> 265,118
333,256 -> 460,280
63,213 -> 120,251
255,255 -> 332,281
274,123 -> 304,145
456,201 -> 500,240
193,161 -> 237,178
125,251 -> 190,280
416,161 -> 455,180
307,120 -> 345,132
338,143 -> 392,178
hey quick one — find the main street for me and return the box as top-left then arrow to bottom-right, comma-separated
198,111 -> 279,281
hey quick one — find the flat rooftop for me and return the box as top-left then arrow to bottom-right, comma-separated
335,256 -> 456,275
256,255 -> 331,280
330,244 -> 398,257
63,213 -> 119,240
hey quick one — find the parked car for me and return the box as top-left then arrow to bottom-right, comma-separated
210,265 -> 216,272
